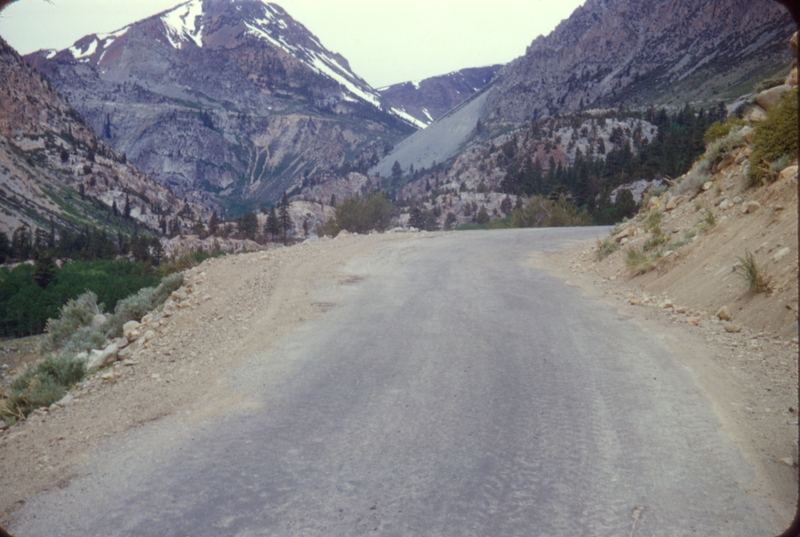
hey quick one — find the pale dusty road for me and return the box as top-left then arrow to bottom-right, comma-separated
9,228 -> 788,536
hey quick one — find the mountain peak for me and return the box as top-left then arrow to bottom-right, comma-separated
160,0 -> 204,49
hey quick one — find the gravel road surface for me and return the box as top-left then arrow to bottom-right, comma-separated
9,228 -> 786,536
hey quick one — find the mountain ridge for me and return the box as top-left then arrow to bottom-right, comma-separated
25,0 -> 414,213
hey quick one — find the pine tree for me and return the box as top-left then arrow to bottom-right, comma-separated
208,212 -> 219,236
391,160 -> 402,185
33,254 -> 58,288
266,206 -> 280,241
279,192 -> 292,244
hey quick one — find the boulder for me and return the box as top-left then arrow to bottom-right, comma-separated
739,126 -> 755,145
123,320 -> 140,340
748,106 -> 767,123
779,165 -> 798,182
85,343 -> 119,371
118,345 -> 135,360
756,85 -> 792,112
90,314 -> 107,329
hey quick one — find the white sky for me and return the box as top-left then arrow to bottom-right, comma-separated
0,0 -> 586,88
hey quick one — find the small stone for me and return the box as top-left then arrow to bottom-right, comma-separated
716,306 -> 732,321
122,359 -> 139,366
151,374 -> 160,380
741,201 -> 761,214
687,317 -> 701,326
203,294 -> 212,301
724,323 -> 742,333
100,372 -> 115,382
57,394 -> 74,406
702,181 -> 713,191
666,196 -> 684,211
662,300 -> 674,309
773,247 -> 791,263
675,306 -> 687,314
780,457 -> 796,468
33,408 -> 48,416
0,421 -> 7,430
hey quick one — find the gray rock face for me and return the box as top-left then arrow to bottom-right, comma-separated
486,0 -> 795,123
379,65 -> 501,127
0,38 -> 203,235
25,0 -> 413,209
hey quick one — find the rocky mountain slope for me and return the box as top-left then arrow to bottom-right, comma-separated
0,36 -> 204,236
25,0 -> 414,213
378,65 -> 500,128
487,0 -> 795,123
372,0 -> 794,178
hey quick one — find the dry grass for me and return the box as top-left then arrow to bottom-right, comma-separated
737,250 -> 771,293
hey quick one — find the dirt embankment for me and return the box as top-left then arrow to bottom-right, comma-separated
537,155 -> 800,514
0,232 -> 414,525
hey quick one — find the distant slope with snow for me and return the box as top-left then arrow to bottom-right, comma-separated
379,65 -> 500,127
25,0 -> 414,210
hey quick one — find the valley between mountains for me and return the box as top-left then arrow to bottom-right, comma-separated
0,0 -> 798,533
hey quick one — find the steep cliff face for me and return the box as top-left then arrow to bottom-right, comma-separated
25,0 -> 414,213
379,65 -> 501,128
486,0 -> 795,123
0,37 -> 202,236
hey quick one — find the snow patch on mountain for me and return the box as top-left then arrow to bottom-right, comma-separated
390,108 -> 427,129
69,39 -> 98,60
161,0 -> 204,49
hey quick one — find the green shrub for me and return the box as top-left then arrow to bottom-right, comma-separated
0,354 -> 86,425
158,251 -> 219,277
749,89 -> 798,187
62,324 -> 108,356
0,259 -> 161,338
755,78 -> 786,93
645,211 -> 662,236
596,238 -> 619,260
703,117 -> 745,147
320,192 -> 394,236
509,195 -> 592,228
41,291 -> 103,353
673,167 -> 711,196
106,273 -> 183,337
625,248 -> 653,275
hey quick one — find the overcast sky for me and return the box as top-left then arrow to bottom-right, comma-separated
0,0 -> 586,87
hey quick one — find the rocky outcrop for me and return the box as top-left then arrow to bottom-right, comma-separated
25,0 -> 413,210
0,37 -> 205,235
486,0 -> 795,123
